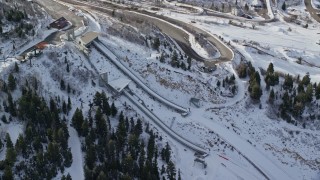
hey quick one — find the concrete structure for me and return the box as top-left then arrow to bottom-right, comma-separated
203,61 -> 217,72
66,28 -> 75,41
77,31 -> 99,48
108,78 -> 131,93
194,158 -> 207,168
49,17 -> 69,29
75,31 -> 99,55
99,72 -> 108,87
189,97 -> 201,108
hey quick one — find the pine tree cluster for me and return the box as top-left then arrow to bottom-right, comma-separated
73,91 -> 178,180
0,86 -> 73,179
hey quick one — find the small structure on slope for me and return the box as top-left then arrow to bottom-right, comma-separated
194,158 -> 207,169
66,28 -> 75,41
77,31 -> 99,48
203,61 -> 217,73
108,78 -> 131,94
99,72 -> 108,87
189,97 -> 201,108
76,31 -> 99,55
99,72 -> 131,95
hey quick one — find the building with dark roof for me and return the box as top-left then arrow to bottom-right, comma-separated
49,17 -> 69,29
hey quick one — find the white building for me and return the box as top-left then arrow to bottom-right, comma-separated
77,31 -> 99,48
76,31 -> 99,54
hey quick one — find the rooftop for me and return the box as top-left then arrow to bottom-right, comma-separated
50,17 -> 69,29
108,78 -> 131,93
80,31 -> 99,45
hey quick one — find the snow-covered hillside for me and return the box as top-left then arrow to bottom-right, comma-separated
0,0 -> 320,179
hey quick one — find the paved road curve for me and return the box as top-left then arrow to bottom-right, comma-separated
305,0 -> 320,23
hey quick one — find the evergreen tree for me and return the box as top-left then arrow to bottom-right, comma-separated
85,145 -> 96,170
111,102 -> 117,117
135,119 -> 143,136
123,154 -> 134,175
160,53 -> 165,63
282,2 -> 286,11
93,92 -> 102,107
292,102 -> 304,117
250,83 -> 262,100
301,74 -> 310,86
5,133 -> 13,148
62,101 -> 67,114
147,133 -> 155,160
269,89 -> 275,104
72,108 -> 84,135
67,84 -> 71,94
267,63 -> 274,74
152,149 -> 159,179
97,171 -> 107,180
180,62 -> 187,71
178,169 -> 182,180
217,80 -> 221,87
138,142 -> 146,170
14,62 -> 19,73
15,134 -> 26,156
152,37 -> 160,51
161,164 -> 166,175
305,84 -> 313,103
1,115 -> 7,123
116,112 -> 127,149
3,165 -> 13,180
8,73 -> 16,91
187,56 -> 192,70
5,147 -> 16,166
1,80 -> 8,92
95,108 -> 108,137
244,3 -> 249,11
297,83 -> 304,93
63,148 -> 73,168
283,74 -> 293,90
67,96 -> 72,112
166,160 -> 176,180
315,83 -> 320,99
281,91 -> 291,111
81,120 -> 89,137
237,63 -> 247,78
171,50 -> 178,68
7,93 -> 16,116
66,63 -> 70,73
0,139 -> 2,151
60,79 -> 66,90
254,71 -> 261,85
265,63 -> 279,87
66,174 -> 72,180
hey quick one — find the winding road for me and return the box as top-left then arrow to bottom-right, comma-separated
305,0 -> 320,22
58,0 -> 234,68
